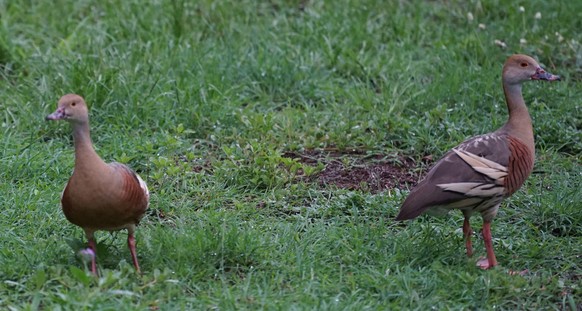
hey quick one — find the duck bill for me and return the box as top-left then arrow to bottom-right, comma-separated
46,108 -> 67,120
531,67 -> 561,81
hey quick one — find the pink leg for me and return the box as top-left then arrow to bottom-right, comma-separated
128,234 -> 141,273
87,238 -> 98,275
463,217 -> 473,257
477,221 -> 498,269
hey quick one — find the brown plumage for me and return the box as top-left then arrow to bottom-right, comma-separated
396,55 -> 560,269
47,94 -> 149,274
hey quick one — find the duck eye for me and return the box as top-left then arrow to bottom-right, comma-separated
71,102 -> 76,106
520,62 -> 528,67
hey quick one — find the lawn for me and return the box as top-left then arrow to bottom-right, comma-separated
0,0 -> 580,309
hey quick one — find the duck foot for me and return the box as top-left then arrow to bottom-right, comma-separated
88,238 -> 98,276
476,257 -> 495,270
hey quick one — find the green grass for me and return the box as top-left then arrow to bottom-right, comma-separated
1,0 -> 580,309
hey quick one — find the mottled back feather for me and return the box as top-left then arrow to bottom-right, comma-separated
396,133 -> 515,220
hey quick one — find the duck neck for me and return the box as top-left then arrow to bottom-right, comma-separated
500,82 -> 534,156
71,121 -> 107,170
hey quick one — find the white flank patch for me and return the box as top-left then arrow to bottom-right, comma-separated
437,182 -> 504,197
135,172 -> 150,200
452,149 -> 507,182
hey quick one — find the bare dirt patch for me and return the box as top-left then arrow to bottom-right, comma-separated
283,149 -> 432,193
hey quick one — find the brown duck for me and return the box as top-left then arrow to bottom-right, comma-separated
47,94 -> 149,274
396,54 -> 560,269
